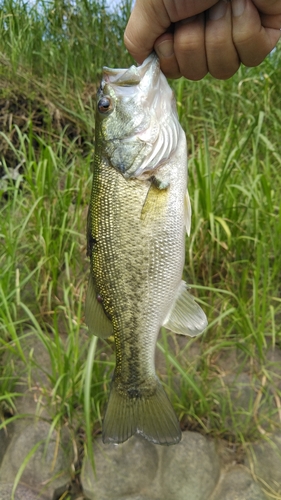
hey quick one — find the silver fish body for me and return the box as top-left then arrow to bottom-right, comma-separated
86,54 -> 207,446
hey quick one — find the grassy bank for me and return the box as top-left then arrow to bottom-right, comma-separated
0,0 -> 281,477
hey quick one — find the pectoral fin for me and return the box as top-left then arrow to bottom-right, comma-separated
163,281 -> 207,337
141,181 -> 169,221
85,274 -> 113,338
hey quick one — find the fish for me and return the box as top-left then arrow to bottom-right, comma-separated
85,53 -> 207,446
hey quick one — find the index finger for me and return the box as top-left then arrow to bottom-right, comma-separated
253,0 -> 281,29
252,0 -> 281,15
124,0 -> 219,63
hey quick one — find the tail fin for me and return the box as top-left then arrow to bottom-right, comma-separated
102,379 -> 181,446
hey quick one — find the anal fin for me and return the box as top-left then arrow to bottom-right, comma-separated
163,281 -> 207,337
85,274 -> 113,338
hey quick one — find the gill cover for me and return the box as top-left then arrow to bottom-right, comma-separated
97,53 -> 181,179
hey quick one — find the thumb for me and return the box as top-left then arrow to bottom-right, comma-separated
124,0 -> 170,63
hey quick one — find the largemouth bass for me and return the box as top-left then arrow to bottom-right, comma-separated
85,54 -> 207,446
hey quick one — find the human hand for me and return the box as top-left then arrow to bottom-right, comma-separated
124,0 -> 281,80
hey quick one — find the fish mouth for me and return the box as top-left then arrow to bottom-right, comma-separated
102,52 -> 159,87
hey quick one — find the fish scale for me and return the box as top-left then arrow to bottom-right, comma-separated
85,54 -> 208,445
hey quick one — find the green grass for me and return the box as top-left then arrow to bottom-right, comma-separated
0,0 -> 281,494
169,55 -> 281,439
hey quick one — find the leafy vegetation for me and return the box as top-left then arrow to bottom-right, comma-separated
0,0 -> 280,492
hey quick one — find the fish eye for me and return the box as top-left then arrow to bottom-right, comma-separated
98,96 -> 113,115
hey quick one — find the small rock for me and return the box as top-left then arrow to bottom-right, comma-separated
159,431 -> 220,500
122,497 -> 156,500
0,483 -> 46,500
215,439 -> 244,468
210,466 -> 267,500
0,420 -> 73,499
81,436 -> 159,500
213,372 -> 274,436
245,432 -> 281,494
13,332 -> 52,391
4,332 -> 53,421
0,425 -> 14,467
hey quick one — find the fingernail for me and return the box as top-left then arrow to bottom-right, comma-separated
155,40 -> 174,58
232,0 -> 246,17
209,0 -> 227,20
